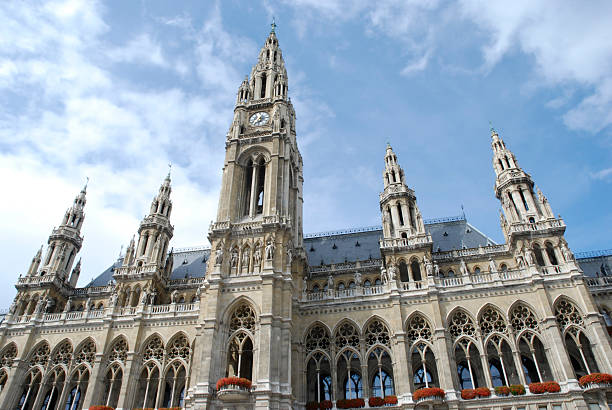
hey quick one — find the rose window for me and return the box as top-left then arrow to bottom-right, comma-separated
143,336 -> 164,362
0,344 -> 17,369
305,324 -> 330,353
51,341 -> 73,366
554,299 -> 584,330
107,338 -> 128,364
167,334 -> 190,360
449,310 -> 476,340
334,322 -> 359,349
510,304 -> 539,333
479,307 -> 507,337
74,340 -> 96,365
230,305 -> 256,333
365,319 -> 390,348
406,315 -> 432,346
29,343 -> 50,367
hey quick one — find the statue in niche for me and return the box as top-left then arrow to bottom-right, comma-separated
434,263 -> 440,277
459,259 -> 468,276
171,290 -> 179,304
230,249 -> 238,267
253,246 -> 262,268
265,239 -> 275,260
215,248 -> 224,265
354,271 -> 362,286
424,255 -> 433,277
560,241 -> 574,261
525,248 -> 535,266
489,258 -> 497,273
388,265 -> 397,281
327,274 -> 334,289
242,249 -> 250,269
302,276 -> 308,294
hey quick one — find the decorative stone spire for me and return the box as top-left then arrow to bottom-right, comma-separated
26,245 -> 43,276
39,184 -> 87,280
379,145 -> 427,240
491,129 -> 564,240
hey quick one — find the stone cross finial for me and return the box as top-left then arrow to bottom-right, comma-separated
271,17 -> 276,33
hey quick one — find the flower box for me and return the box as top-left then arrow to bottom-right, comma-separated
413,387 -> 445,403
509,384 -> 526,395
494,386 -> 510,396
216,377 -> 252,401
529,381 -> 561,394
369,397 -> 385,407
320,400 -> 333,409
579,373 -> 612,390
384,395 -> 398,405
336,398 -> 365,408
461,387 -> 490,399
89,407 -> 114,410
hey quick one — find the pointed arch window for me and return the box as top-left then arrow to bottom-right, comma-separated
243,156 -> 267,217
226,304 -> 256,381
398,261 -> 409,282
411,260 -> 422,281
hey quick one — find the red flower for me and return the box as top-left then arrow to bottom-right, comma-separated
528,381 -> 561,394
461,389 -> 477,399
306,402 -> 318,410
413,387 -> 445,401
216,376 -> 252,390
494,386 -> 510,396
475,387 -> 491,397
89,407 -> 114,410
383,395 -> 398,404
320,400 -> 333,409
579,373 -> 612,387
336,398 -> 365,408
369,396 -> 385,407
509,384 -> 526,395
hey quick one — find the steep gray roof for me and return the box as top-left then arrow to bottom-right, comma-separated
576,249 -> 612,278
86,247 -> 209,287
303,216 -> 496,266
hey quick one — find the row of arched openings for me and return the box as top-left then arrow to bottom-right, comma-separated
302,297 -> 602,401
2,332 -> 191,410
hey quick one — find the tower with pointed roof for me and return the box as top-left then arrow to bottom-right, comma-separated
190,24 -> 304,409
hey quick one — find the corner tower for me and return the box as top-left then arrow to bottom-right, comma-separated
190,24 -> 303,409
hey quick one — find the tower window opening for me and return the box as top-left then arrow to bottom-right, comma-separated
260,73 -> 267,98
255,158 -> 266,214
508,192 -> 520,217
498,159 -> 504,171
411,260 -> 422,281
386,173 -> 390,185
273,50 -> 277,61
505,155 -> 511,169
519,189 -> 529,211
391,170 -> 396,183
546,243 -> 559,265
243,159 -> 253,216
266,49 -> 270,59
399,261 -> 409,282
397,204 -> 404,226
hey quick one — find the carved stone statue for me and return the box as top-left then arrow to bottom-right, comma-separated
424,256 -> 433,277
140,289 -> 149,305
434,263 -> 440,277
265,240 -> 275,260
109,290 -> 118,307
215,248 -> 224,265
302,276 -> 308,294
34,297 -> 45,314
242,249 -> 250,268
286,245 -> 293,264
560,241 -> 574,261
230,250 -> 238,267
253,247 -> 262,268
460,259 -> 468,276
195,286 -> 202,301
354,271 -> 362,286
327,274 -> 334,289
388,265 -> 397,281
489,258 -> 497,273
525,249 -> 535,266
516,255 -> 525,268
9,297 -> 18,314
171,290 -> 179,303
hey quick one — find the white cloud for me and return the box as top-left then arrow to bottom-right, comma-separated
0,0 -> 256,305
401,51 -> 430,75
590,167 -> 612,181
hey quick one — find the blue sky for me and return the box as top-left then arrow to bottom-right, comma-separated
1,0 -> 611,306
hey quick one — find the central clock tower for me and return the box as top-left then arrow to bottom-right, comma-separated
189,24 -> 305,409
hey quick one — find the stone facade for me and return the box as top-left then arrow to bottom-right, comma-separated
0,26 -> 611,410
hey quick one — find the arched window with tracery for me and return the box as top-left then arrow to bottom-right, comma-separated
411,259 -> 422,281
398,261 -> 409,282
406,314 -> 438,389
161,333 -> 191,409
242,156 -> 267,216
479,307 -> 520,386
135,336 -> 163,409
365,319 -> 394,398
64,365 -> 89,410
17,341 -> 49,410
40,366 -> 66,410
226,304 -> 256,381
449,310 -> 485,389
0,343 -> 16,391
510,303 -> 552,383
334,322 -> 361,399
103,337 -> 127,408
305,323 -> 332,402
555,299 -> 599,378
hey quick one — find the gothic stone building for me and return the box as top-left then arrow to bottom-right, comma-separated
1,27 -> 611,410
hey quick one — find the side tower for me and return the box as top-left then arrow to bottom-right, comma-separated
491,129 -> 571,269
112,173 -> 175,307
379,145 -> 432,287
9,184 -> 87,318
190,24 -> 303,410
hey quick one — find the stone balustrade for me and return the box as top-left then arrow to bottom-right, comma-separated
508,218 -> 565,235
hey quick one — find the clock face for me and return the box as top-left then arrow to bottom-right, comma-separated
249,111 -> 270,126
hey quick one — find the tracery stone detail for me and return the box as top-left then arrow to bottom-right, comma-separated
334,322 -> 360,349
167,334 -> 190,360
479,306 -> 507,337
449,310 -> 476,340
554,299 -> 584,330
365,319 -> 390,348
510,304 -> 539,333
29,342 -> 50,367
143,336 -> 164,362
305,324 -> 330,353
0,344 -> 17,369
229,304 -> 256,333
406,315 -> 433,346
51,340 -> 73,366
74,339 -> 96,365
107,338 -> 128,364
